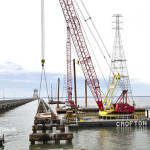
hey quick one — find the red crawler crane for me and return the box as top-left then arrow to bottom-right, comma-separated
60,0 -> 134,114
59,0 -> 104,110
66,26 -> 74,107
114,90 -> 134,113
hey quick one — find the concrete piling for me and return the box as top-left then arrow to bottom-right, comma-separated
65,126 -> 69,133
52,127 -> 56,133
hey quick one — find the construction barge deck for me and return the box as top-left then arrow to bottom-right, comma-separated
66,119 -> 150,127
48,101 -> 65,104
63,116 -> 150,127
56,107 -> 147,114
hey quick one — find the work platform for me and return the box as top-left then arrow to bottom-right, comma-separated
48,101 -> 65,104
56,107 -> 99,114
56,106 -> 147,114
29,99 -> 73,144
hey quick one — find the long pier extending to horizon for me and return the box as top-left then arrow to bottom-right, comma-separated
0,98 -> 37,111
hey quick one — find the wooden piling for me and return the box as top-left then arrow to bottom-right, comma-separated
34,118 -> 60,125
85,79 -> 87,108
57,78 -> 60,108
32,124 -> 65,133
29,132 -> 73,143
73,59 -> 77,114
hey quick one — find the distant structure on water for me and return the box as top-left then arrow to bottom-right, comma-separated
33,89 -> 38,98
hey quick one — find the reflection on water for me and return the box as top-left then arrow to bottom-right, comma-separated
29,142 -> 73,150
99,126 -> 150,150
0,145 -> 4,150
0,97 -> 150,150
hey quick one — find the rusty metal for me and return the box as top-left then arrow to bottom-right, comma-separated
73,59 -> 77,113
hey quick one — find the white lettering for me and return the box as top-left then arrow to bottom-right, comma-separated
121,122 -> 124,127
115,121 -> 148,127
138,121 -> 143,126
116,122 -> 120,127
130,121 -> 133,126
143,121 -> 147,126
125,121 -> 129,127
134,121 -> 138,126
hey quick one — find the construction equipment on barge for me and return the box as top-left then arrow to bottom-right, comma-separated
59,0 -> 134,117
48,83 -> 65,104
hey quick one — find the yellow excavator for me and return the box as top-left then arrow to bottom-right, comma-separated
99,73 -> 134,116
99,74 -> 120,116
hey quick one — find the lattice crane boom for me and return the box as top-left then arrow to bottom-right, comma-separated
59,0 -> 103,110
66,26 -> 72,102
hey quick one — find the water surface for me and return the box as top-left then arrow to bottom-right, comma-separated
0,97 -> 150,150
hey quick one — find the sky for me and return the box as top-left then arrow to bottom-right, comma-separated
0,0 -> 150,98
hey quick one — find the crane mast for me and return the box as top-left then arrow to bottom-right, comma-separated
59,0 -> 103,110
66,27 -> 73,102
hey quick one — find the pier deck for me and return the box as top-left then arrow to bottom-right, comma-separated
29,99 -> 73,144
0,98 -> 37,111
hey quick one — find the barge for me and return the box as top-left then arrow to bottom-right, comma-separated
66,118 -> 150,127
62,109 -> 150,127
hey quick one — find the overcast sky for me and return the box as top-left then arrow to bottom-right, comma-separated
0,0 -> 150,97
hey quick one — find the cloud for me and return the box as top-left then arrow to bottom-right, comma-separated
0,62 -> 24,73
0,62 -> 150,98
0,62 -> 65,97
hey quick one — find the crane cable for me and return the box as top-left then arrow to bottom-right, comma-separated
80,0 -> 111,59
39,0 -> 50,102
74,0 -> 112,70
81,0 -> 126,90
71,35 -> 106,97
73,0 -> 108,88
39,63 -> 50,101
73,0 -> 125,91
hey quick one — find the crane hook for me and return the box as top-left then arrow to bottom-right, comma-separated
41,59 -> 45,67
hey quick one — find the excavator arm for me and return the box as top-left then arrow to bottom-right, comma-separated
99,74 -> 120,115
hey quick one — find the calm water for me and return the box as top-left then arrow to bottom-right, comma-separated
0,97 -> 150,150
